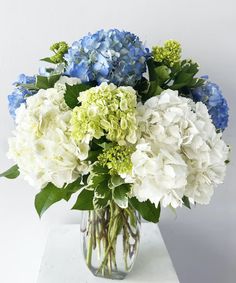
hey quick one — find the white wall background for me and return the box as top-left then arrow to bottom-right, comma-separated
0,0 -> 235,282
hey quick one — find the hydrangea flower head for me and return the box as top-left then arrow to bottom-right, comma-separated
98,145 -> 134,175
191,80 -> 229,131
49,41 -> 69,64
127,90 -> 229,208
8,84 -> 89,189
152,40 -> 181,67
71,83 -> 137,145
64,29 -> 150,86
8,74 -> 36,119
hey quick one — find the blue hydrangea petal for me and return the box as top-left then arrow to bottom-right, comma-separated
8,74 -> 36,119
191,81 -> 229,131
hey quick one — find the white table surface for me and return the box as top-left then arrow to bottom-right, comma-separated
37,223 -> 179,283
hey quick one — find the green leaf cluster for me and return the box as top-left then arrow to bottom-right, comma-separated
71,162 -> 162,223
72,163 -> 131,211
136,55 -> 204,102
34,177 -> 84,217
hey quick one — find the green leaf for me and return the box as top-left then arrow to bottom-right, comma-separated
92,162 -> 109,175
63,177 -> 84,201
94,140 -> 114,150
134,77 -> 149,93
146,81 -> 163,97
40,57 -> 55,64
0,165 -> 20,179
93,197 -> 110,210
92,173 -> 109,187
147,58 -> 158,81
129,197 -> 161,223
113,184 -> 130,208
72,189 -> 94,210
95,179 -> 110,198
87,150 -> 101,163
109,175 -> 124,189
17,83 -> 38,91
170,60 -> 200,90
94,179 -> 111,209
182,196 -> 191,209
64,83 -> 91,108
36,74 -> 60,89
34,183 -> 64,217
188,78 -> 205,88
155,65 -> 170,84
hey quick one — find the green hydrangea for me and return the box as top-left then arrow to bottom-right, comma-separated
152,40 -> 181,67
50,41 -> 68,63
71,83 -> 137,145
98,145 -> 134,175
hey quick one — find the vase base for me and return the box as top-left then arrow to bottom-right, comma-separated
89,266 -> 127,280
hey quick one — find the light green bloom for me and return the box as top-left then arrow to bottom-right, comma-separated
49,41 -> 69,63
152,40 -> 181,67
98,145 -> 134,175
71,83 -> 137,145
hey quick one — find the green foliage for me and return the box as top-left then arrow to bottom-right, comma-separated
113,184 -> 130,208
89,163 -> 111,210
0,164 -> 20,179
35,183 -> 64,217
138,53 -> 204,102
134,77 -> 149,94
40,57 -> 55,64
71,162 -> 132,211
170,60 -> 204,90
72,189 -> 94,210
64,83 -> 92,108
182,196 -> 191,209
63,177 -> 84,201
34,177 -> 84,217
36,74 -> 61,89
129,197 -> 161,223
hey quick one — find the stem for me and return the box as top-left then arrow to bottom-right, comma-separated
86,211 -> 93,267
121,209 -> 138,239
84,202 -> 140,277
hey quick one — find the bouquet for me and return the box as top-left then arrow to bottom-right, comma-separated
1,29 -> 230,279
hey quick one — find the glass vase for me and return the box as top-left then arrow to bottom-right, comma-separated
80,202 -> 141,280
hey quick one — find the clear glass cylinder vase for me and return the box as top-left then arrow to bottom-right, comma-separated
80,202 -> 141,280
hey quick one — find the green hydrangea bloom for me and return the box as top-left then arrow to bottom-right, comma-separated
98,145 -> 134,175
50,41 -> 68,63
152,40 -> 181,67
71,83 -> 138,145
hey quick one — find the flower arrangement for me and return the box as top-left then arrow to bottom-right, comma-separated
0,29 -> 230,279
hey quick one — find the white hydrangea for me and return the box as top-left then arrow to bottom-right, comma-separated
8,84 -> 89,189
129,89 -> 229,208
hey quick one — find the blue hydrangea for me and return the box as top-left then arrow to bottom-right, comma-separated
64,29 -> 150,86
191,80 -> 229,131
8,74 -> 36,119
